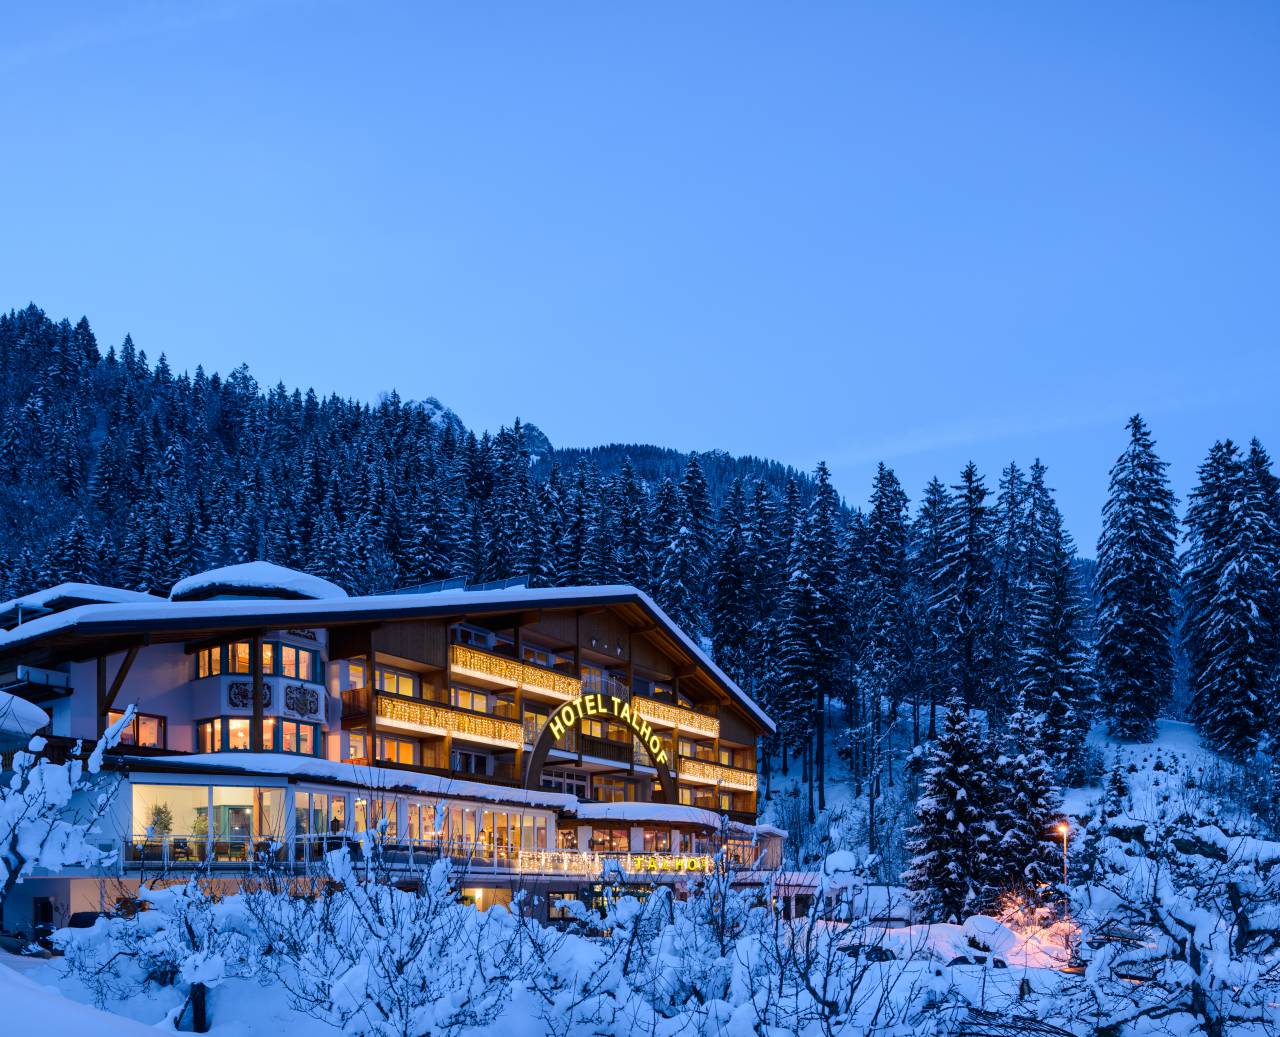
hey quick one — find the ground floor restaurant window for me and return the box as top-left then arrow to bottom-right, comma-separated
130,784 -> 285,863
589,826 -> 630,853
642,828 -> 671,852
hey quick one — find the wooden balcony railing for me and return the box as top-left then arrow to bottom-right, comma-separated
450,645 -> 581,700
631,696 -> 720,739
580,734 -> 633,765
679,757 -> 758,792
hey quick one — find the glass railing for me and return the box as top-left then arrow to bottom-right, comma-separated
123,834 -> 285,867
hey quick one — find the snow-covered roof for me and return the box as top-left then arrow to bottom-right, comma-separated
0,582 -> 158,618
0,582 -> 775,733
123,752 -> 578,809
0,689 -> 49,741
570,801 -> 785,839
169,562 -> 349,602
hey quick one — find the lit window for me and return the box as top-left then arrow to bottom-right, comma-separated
229,642 -> 252,675
589,827 -> 629,853
227,718 -> 252,750
643,828 -> 671,852
198,719 -> 222,753
107,710 -> 165,749
451,686 -> 488,713
261,642 -> 275,674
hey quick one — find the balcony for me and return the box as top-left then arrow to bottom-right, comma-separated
630,696 -> 720,739
679,757 -> 758,792
450,645 -> 581,701
0,664 -> 72,703
372,693 -> 524,749
580,734 -> 633,765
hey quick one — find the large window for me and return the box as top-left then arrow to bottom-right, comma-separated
592,777 -> 630,803
347,660 -> 416,697
280,644 -> 316,681
376,735 -> 416,766
195,641 -> 323,683
589,826 -> 630,853
451,749 -> 488,775
542,768 -> 588,798
197,717 -> 318,756
108,710 -> 166,749
227,718 -> 252,750
643,828 -> 671,852
131,784 -> 209,839
451,686 -> 488,713
679,737 -> 716,762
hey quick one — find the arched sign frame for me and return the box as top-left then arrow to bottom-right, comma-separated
524,692 -> 677,803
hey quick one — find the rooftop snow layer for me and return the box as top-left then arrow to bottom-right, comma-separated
124,752 -> 578,809
0,582 -> 774,733
169,562 -> 349,601
0,582 -> 159,614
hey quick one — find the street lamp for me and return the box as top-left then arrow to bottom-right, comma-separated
1056,822 -> 1069,887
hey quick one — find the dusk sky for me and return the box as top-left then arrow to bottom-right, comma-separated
3,2 -> 1278,549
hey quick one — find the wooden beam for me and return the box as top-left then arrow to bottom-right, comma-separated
100,645 -> 140,734
250,635 -> 264,752
366,627 -> 379,761
95,655 -> 107,735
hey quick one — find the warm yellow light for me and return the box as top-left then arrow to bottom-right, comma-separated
1057,824 -> 1069,835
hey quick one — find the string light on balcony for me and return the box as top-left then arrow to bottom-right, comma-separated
377,696 -> 523,748
631,697 -> 720,738
680,758 -> 757,792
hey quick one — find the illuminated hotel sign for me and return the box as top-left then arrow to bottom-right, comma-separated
634,854 -> 715,874
546,692 -> 669,766
527,692 -> 678,803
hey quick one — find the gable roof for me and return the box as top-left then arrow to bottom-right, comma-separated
0,583 -> 775,734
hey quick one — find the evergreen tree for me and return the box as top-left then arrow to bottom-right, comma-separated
1096,415 -> 1178,741
1185,441 -> 1278,758
709,479 -> 752,684
908,477 -> 952,739
1017,467 -> 1095,782
931,462 -> 997,711
993,705 -> 1064,901
904,699 -> 999,921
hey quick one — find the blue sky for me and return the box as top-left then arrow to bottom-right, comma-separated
2,2 -> 1278,549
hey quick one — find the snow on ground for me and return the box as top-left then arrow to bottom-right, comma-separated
1063,718 -> 1219,822
0,955 -> 168,1035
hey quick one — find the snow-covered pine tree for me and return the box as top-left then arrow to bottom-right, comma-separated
1017,465 -> 1095,782
773,519 -> 820,804
930,462 -> 997,711
904,698 -> 1000,921
1095,415 -> 1178,741
1187,443 -> 1278,758
805,462 -> 845,812
1182,440 -> 1242,728
991,461 -> 1030,718
613,456 -> 651,589
908,477 -> 952,739
709,478 -> 752,685
993,704 -> 1064,902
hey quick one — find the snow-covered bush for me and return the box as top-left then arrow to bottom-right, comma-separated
1,707 -> 134,916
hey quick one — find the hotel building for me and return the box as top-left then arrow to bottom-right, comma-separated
0,563 -> 783,930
